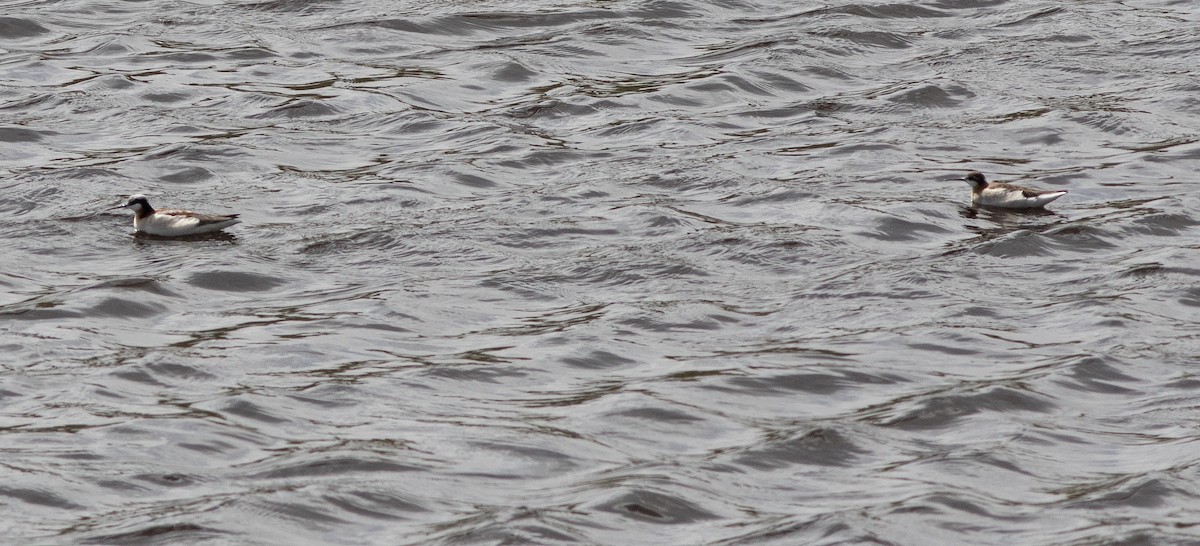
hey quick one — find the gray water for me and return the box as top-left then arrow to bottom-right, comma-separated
3,0 -> 1200,544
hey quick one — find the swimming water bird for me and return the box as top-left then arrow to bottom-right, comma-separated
963,171 -> 1067,209
109,194 -> 241,236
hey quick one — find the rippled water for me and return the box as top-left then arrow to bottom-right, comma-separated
3,0 -> 1200,543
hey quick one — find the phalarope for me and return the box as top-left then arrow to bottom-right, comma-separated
964,171 -> 1067,209
109,194 -> 241,236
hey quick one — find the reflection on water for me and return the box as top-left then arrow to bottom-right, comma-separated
2,0 -> 1200,544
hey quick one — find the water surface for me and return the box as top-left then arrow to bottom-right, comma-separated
2,0 -> 1200,544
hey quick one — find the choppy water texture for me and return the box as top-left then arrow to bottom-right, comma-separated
2,0 -> 1200,544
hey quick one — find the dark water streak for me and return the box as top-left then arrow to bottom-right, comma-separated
2,0 -> 1200,544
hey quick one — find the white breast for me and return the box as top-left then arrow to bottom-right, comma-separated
134,212 -> 240,236
975,187 -> 1067,209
